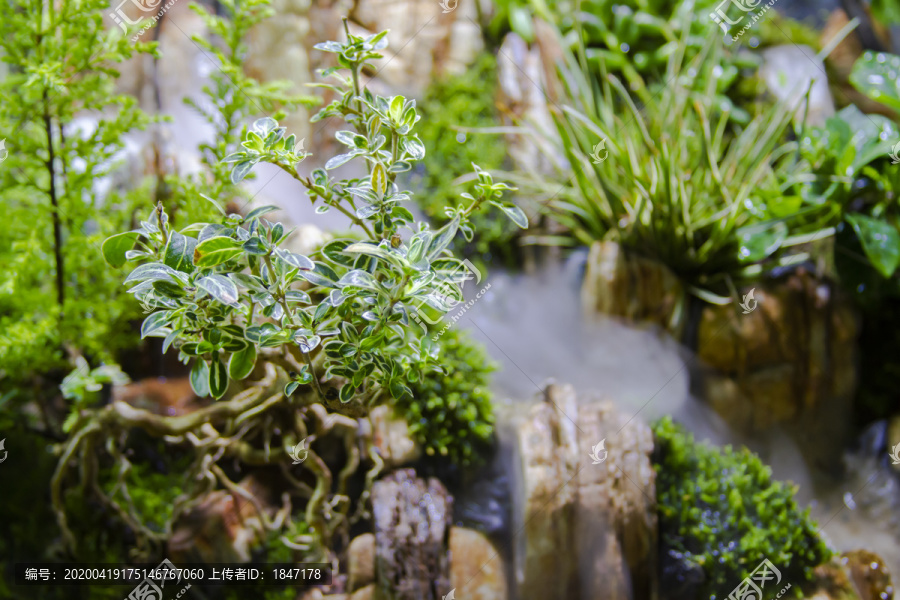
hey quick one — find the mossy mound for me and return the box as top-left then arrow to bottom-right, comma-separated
652,417 -> 831,600
397,328 -> 496,466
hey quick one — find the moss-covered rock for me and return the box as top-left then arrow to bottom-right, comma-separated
652,417 -> 831,600
396,328 -> 495,466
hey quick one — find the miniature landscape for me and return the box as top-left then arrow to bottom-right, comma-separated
1,0 -> 900,599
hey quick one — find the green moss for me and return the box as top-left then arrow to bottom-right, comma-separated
652,418 -> 831,600
397,328 -> 496,465
414,55 -> 518,266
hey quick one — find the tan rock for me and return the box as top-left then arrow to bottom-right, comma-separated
369,405 -> 422,468
842,550 -> 894,600
576,401 -> 656,600
348,534 -> 376,592
449,527 -> 507,600
580,241 -> 685,337
513,385 -> 657,600
168,476 -> 273,563
696,270 -> 859,434
514,383 -> 579,600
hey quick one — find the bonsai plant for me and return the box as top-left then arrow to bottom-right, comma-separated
53,20 -> 524,569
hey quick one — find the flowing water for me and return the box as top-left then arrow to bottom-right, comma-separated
452,252 -> 900,589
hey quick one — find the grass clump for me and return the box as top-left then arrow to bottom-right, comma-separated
652,417 -> 830,600
398,328 -> 496,466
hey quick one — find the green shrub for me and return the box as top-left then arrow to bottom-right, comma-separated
0,0 -> 154,384
652,417 -> 830,600
415,55 -> 517,265
398,327 -> 496,465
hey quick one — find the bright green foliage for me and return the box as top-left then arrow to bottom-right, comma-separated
399,328 -> 495,465
790,52 -> 900,281
60,357 -> 130,431
172,0 -> 319,224
529,35 -> 806,304
0,0 -> 154,385
104,24 -> 523,406
415,55 -> 518,264
489,0 -> 760,122
653,418 -> 830,600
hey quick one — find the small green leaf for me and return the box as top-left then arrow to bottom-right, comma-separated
285,381 -> 300,396
371,162 -> 388,197
244,205 -> 280,222
847,213 -> 900,278
209,354 -> 229,399
197,274 -> 240,306
190,360 -> 210,397
427,214 -> 461,260
389,95 -> 405,122
490,201 -> 529,229
194,236 -> 243,268
141,311 -> 171,339
228,345 -> 257,380
125,262 -> 178,285
164,231 -> 198,273
339,384 -> 356,403
231,160 -> 256,183
102,231 -> 140,267
850,51 -> 900,112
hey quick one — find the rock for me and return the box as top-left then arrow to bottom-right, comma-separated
244,0 -> 314,138
372,469 -> 453,600
497,32 -> 561,177
759,45 -> 835,127
841,550 -> 894,600
513,383 -> 657,600
369,405 -> 422,468
448,527 -> 507,600
514,383 -> 579,600
168,476 -> 273,563
809,557 -> 862,600
696,270 -> 859,435
112,377 -> 204,417
348,534 -> 376,592
576,401 -> 656,600
580,241 -> 685,336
